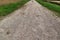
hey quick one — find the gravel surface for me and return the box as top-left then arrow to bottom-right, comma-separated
0,0 -> 60,40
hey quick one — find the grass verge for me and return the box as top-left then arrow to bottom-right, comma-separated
36,0 -> 60,16
0,0 -> 30,16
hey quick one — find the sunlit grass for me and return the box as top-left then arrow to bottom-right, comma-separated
36,0 -> 60,16
0,0 -> 30,16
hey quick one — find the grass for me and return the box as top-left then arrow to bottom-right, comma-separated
36,0 -> 60,16
0,0 -> 30,16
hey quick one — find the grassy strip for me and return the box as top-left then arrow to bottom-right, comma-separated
0,0 -> 30,16
36,0 -> 60,16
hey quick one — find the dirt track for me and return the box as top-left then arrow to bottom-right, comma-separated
0,0 -> 60,40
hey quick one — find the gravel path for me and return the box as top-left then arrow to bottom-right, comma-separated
0,0 -> 60,40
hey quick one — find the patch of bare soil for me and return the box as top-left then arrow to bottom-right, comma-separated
0,0 -> 20,5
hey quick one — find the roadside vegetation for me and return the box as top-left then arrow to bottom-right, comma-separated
36,0 -> 60,16
0,0 -> 30,16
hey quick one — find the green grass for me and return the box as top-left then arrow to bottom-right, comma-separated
36,0 -> 60,16
0,0 -> 30,16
